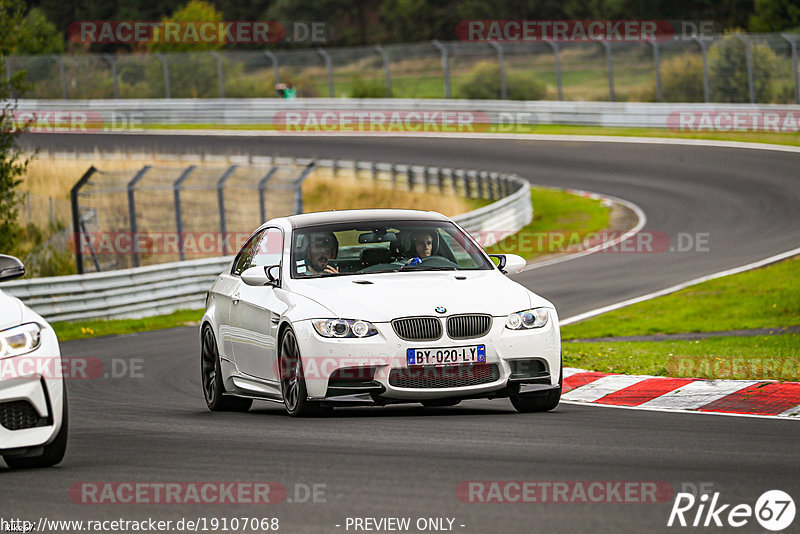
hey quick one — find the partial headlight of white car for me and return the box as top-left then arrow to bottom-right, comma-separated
505,308 -> 549,330
0,322 -> 42,358
312,319 -> 378,338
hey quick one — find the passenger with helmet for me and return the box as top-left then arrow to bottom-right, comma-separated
300,232 -> 339,275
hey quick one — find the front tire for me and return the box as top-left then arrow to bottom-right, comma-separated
4,383 -> 68,469
201,325 -> 252,412
510,361 -> 562,413
279,328 -> 328,417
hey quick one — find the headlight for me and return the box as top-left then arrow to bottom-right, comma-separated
505,309 -> 549,330
312,319 -> 378,338
0,323 -> 42,358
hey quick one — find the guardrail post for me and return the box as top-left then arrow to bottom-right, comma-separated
263,50 -> 280,88
462,170 -> 472,198
103,54 -> 119,99
374,45 -> 392,97
646,40 -> 663,102
216,165 -> 238,255
155,53 -> 171,98
406,166 -> 414,191
432,40 -> 451,98
735,34 -> 755,103
782,34 -> 799,104
210,51 -> 225,98
391,163 -> 398,187
488,42 -> 508,99
317,48 -> 335,97
127,166 -> 151,268
371,161 -> 379,182
258,167 -> 278,223
71,166 -> 97,274
437,168 -> 444,193
293,163 -> 316,214
52,55 -> 67,99
600,41 -> 615,102
543,40 -> 564,101
692,37 -> 712,103
173,165 -> 196,261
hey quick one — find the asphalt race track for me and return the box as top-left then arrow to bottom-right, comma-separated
5,133 -> 800,533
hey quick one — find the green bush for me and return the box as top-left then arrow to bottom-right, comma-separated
457,61 -> 546,101
661,54 -> 706,102
709,32 -> 777,103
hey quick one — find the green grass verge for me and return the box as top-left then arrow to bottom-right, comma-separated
561,256 -> 800,340
141,123 -> 800,147
561,255 -> 800,380
53,308 -> 204,342
564,334 -> 800,381
484,187 -> 610,261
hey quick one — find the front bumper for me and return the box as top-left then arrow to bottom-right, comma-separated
292,312 -> 561,401
0,326 -> 65,453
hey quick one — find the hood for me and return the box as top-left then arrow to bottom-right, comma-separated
288,270 -> 551,322
0,289 -> 24,330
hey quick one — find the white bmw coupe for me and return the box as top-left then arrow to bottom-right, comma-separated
0,254 -> 68,467
201,209 -> 561,416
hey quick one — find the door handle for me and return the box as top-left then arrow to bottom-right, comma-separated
232,292 -> 240,305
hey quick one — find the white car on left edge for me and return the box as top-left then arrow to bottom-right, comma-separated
0,254 -> 68,468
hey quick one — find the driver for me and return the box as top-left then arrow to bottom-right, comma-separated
410,229 -> 435,259
302,232 -> 339,275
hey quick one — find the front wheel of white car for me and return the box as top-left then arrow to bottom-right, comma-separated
279,328 -> 331,417
509,362 -> 562,413
4,383 -> 68,469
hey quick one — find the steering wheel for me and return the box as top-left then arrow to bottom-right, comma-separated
405,256 -> 459,268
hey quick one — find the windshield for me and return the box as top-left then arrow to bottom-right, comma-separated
290,220 -> 493,278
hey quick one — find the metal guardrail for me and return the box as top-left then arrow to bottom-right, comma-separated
4,161 -> 531,323
7,35 -> 800,104
15,98 -> 800,129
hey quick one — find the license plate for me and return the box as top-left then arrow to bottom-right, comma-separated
407,345 -> 485,366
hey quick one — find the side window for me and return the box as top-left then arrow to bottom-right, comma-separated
231,229 -> 265,276
251,228 -> 284,269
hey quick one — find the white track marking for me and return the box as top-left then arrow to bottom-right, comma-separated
562,367 -> 587,379
779,405 -> 800,417
561,375 -> 649,402
559,400 -> 800,421
635,380 -> 760,410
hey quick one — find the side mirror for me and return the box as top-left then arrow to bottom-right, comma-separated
241,265 -> 280,287
489,253 -> 526,275
0,255 -> 25,282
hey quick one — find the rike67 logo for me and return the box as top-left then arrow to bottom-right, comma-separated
668,490 -> 795,531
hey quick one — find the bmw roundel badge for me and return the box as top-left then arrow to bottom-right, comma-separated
435,306 -> 447,314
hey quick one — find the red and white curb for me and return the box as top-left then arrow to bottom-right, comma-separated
562,368 -> 800,419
